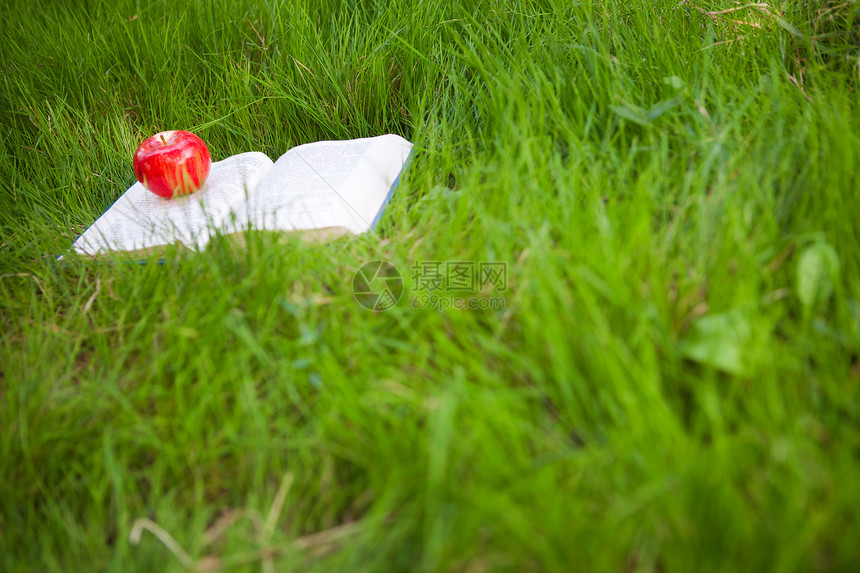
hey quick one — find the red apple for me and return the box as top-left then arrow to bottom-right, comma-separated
133,130 -> 211,198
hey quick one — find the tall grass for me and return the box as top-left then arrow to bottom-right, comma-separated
2,1 -> 859,571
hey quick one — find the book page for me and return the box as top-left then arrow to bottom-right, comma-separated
72,153 -> 273,255
234,134 -> 412,235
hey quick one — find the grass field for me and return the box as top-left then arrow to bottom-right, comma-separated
2,0 -> 860,571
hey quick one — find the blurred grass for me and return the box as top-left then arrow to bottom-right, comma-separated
1,0 -> 860,571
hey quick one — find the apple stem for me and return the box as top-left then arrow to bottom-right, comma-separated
159,135 -> 168,145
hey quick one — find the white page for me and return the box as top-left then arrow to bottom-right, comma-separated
72,152 -> 273,255
235,134 -> 412,235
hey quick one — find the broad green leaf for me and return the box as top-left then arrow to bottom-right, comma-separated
646,97 -> 682,123
611,103 -> 650,126
796,242 -> 840,315
681,311 -> 752,376
663,76 -> 684,90
612,98 -> 681,126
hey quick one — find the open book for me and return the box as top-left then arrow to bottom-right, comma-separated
70,134 -> 413,255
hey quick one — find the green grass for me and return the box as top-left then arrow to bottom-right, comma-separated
2,0 -> 860,571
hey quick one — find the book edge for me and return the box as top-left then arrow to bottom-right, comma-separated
370,145 -> 414,231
